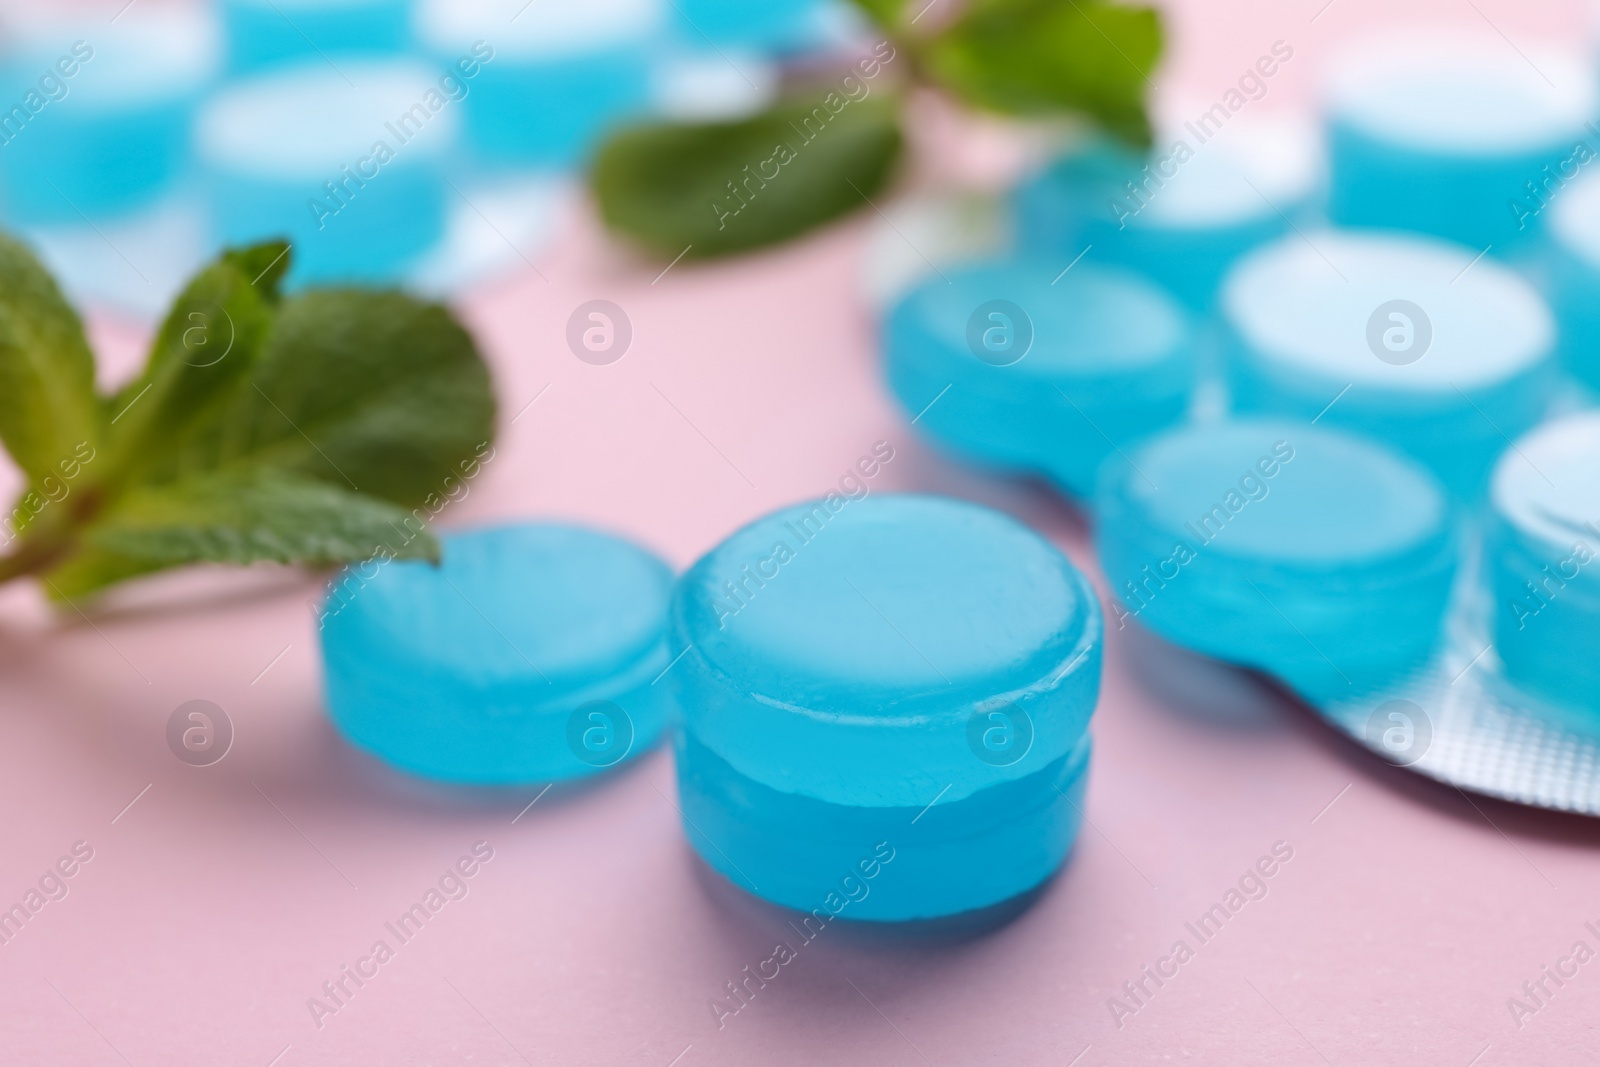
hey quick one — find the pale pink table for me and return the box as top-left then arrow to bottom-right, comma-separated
2,1 -> 1598,1063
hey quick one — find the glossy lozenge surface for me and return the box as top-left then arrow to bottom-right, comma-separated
1015,111 -> 1322,308
1223,229 -> 1555,494
886,260 -> 1194,497
1096,420 -> 1456,702
198,60 -> 453,283
321,524 -> 675,783
669,0 -> 826,51
0,11 -> 218,222
1323,33 -> 1596,247
415,0 -> 657,166
1545,171 -> 1600,390
676,731 -> 1091,920
220,0 -> 411,74
1490,412 -> 1600,720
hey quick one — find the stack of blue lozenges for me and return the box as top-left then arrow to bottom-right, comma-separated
667,494 -> 1101,920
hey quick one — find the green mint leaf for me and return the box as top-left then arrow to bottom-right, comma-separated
923,0 -> 1161,146
220,241 -> 292,298
104,241 -> 288,486
148,288 -> 495,509
84,470 -> 438,565
0,233 -> 102,495
43,470 -> 437,600
0,231 -> 493,603
591,91 -> 904,259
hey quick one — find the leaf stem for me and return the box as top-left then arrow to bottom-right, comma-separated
0,484 -> 100,585
0,530 -> 72,584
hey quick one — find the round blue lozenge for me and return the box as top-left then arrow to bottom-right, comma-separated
1544,171 -> 1600,390
1014,114 -> 1323,310
219,0 -> 411,75
650,49 -> 778,122
1489,412 -> 1600,722
320,524 -> 676,783
1094,420 -> 1456,703
197,61 -> 454,285
669,493 -> 1102,920
1222,230 -> 1555,495
666,0 -> 826,53
0,11 -> 218,223
1323,34 -> 1597,249
885,259 -> 1195,498
414,0 -> 658,169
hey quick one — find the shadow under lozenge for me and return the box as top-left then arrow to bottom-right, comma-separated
238,704 -> 674,823
685,845 -> 1062,949
1113,617 -> 1292,733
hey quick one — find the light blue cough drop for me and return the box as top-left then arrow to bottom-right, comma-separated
1013,114 -> 1323,310
1488,411 -> 1600,724
197,60 -> 455,284
1095,419 -> 1457,704
320,524 -> 675,784
1222,229 -> 1555,496
1323,34 -> 1597,249
886,259 -> 1195,498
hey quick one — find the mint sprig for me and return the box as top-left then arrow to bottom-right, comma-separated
0,234 -> 496,602
589,0 -> 1162,260
594,93 -> 904,260
922,0 -> 1162,146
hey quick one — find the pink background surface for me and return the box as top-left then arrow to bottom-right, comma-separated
4,1 -> 1600,1063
